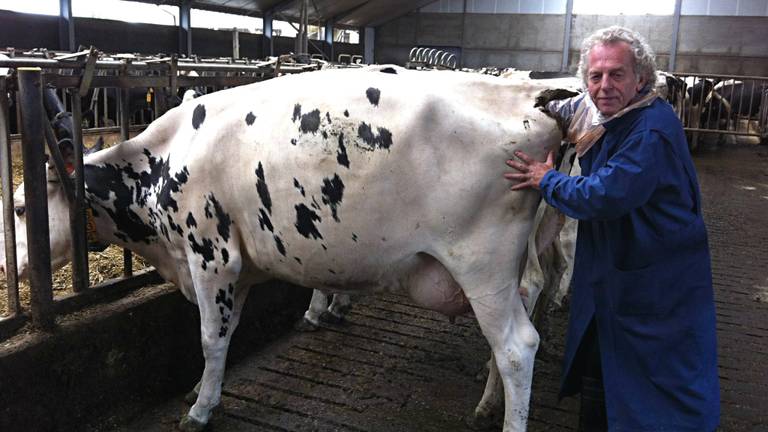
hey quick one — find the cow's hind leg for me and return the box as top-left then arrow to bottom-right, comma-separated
468,284 -> 539,432
180,253 -> 247,432
321,294 -> 352,324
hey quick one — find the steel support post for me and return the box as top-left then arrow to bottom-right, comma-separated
59,0 -> 75,52
179,0 -> 192,57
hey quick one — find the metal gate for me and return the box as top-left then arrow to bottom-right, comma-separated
676,73 -> 768,149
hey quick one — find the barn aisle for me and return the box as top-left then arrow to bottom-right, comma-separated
112,146 -> 767,432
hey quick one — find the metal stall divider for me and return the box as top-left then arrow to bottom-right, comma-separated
17,67 -> 54,330
0,77 -> 20,316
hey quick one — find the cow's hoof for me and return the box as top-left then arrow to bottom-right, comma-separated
294,318 -> 319,332
464,411 -> 503,431
178,415 -> 207,432
184,389 -> 199,406
319,311 -> 344,325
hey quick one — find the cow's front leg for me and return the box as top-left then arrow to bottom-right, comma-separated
180,254 -> 247,432
296,289 -> 329,331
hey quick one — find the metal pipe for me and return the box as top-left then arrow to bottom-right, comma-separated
669,0 -> 682,72
17,67 -> 55,330
119,87 -> 133,278
69,89 -> 88,293
561,0 -> 574,72
0,79 -> 20,315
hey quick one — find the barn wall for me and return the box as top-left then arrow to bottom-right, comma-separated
0,10 -> 59,51
376,12 -> 768,75
76,17 -> 178,55
0,10 -> 361,61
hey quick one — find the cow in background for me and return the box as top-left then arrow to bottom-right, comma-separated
1,65 -> 570,432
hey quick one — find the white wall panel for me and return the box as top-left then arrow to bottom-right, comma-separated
709,0 -> 737,15
496,0 -> 520,13
520,0 -> 544,13
543,0 -> 568,14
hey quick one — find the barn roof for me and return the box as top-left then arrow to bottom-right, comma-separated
130,0 -> 438,28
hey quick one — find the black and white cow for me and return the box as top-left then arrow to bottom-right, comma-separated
1,65 -> 567,431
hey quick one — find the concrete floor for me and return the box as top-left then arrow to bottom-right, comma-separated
102,145 -> 768,432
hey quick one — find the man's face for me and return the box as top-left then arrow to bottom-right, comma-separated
586,41 -> 645,117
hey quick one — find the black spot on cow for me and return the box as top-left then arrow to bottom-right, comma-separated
357,123 -> 393,151
204,200 -> 213,219
322,130 -> 328,139
328,269 -> 337,275
321,244 -> 327,251
84,164 -> 158,244
352,233 -> 358,242
311,197 -> 321,211
380,67 -> 397,74
188,232 -> 215,270
366,88 -> 381,106
292,104 -> 302,122
274,235 -> 286,256
326,112 -> 332,123
293,178 -> 306,196
321,174 -> 345,222
291,138 -> 297,146
206,194 -> 232,242
158,165 -> 190,214
255,162 -> 272,214
186,212 -> 197,228
300,109 -> 321,134
295,204 -> 323,240
294,257 -> 302,264
258,208 -> 274,232
159,223 -> 170,241
215,288 -> 233,310
167,214 -> 183,237
245,112 -> 256,125
337,133 -> 349,168
228,284 -> 233,294
344,109 -> 350,117
219,326 -> 228,337
221,248 -> 229,265
192,104 -> 206,130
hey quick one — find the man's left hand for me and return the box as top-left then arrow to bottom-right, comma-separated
504,150 -> 555,191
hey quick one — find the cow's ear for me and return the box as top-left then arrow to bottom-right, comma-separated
57,138 -> 76,175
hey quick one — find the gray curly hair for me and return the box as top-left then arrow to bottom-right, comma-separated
577,26 -> 657,89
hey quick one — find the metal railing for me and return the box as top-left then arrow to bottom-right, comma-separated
676,72 -> 768,148
0,48 -> 322,338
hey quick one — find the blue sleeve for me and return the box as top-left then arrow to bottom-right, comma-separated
540,128 -> 662,221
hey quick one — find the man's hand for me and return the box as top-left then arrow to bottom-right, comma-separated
504,150 -> 555,191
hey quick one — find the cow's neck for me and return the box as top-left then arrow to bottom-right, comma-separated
81,135 -> 183,283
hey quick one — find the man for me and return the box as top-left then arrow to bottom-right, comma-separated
505,26 -> 720,431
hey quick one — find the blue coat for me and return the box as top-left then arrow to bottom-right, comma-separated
540,98 -> 720,431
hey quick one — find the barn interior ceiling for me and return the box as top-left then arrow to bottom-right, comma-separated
130,0 -> 439,28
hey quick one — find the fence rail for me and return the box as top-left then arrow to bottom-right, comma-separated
0,48 -> 322,338
675,72 -> 768,148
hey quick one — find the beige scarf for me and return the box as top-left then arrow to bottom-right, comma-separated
569,91 -> 659,157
